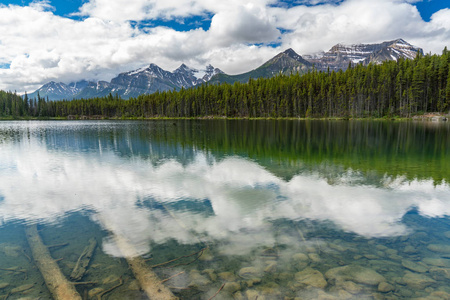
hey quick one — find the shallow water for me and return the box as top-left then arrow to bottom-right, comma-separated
0,120 -> 449,299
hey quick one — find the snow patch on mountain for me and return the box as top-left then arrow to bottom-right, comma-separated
27,80 -> 90,100
305,38 -> 423,71
127,66 -> 149,76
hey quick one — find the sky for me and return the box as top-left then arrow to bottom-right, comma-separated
0,0 -> 449,93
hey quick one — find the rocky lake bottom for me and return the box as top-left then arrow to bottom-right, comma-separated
0,212 -> 449,300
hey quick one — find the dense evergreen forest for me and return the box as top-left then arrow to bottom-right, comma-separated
1,48 -> 450,119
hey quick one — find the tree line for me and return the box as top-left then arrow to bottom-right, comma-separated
1,48 -> 450,119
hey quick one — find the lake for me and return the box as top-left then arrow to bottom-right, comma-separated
0,120 -> 449,299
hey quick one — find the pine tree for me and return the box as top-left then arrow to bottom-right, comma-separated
446,68 -> 450,113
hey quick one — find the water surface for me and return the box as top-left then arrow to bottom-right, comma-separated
0,120 -> 449,299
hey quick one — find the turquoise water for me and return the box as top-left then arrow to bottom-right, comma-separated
0,120 -> 449,299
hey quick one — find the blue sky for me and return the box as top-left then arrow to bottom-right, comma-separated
2,0 -> 446,25
0,0 -> 450,21
2,0 -> 214,30
0,0 -> 449,93
415,0 -> 449,21
2,0 -> 85,17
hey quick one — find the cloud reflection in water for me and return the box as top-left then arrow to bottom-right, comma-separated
0,139 -> 449,257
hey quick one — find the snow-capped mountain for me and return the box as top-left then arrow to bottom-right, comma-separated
304,39 -> 423,71
109,63 -> 179,98
73,81 -> 117,99
173,64 -> 224,85
27,80 -> 88,101
260,48 -> 312,75
191,64 -> 225,82
211,40 -> 421,85
104,63 -> 224,99
113,63 -> 223,91
364,39 -> 422,64
29,64 -> 224,100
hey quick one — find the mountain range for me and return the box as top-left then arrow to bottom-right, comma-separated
28,39 -> 423,101
304,38 -> 423,71
28,64 -> 223,100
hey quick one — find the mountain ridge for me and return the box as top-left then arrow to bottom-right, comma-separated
28,64 -> 224,100
304,38 -> 423,71
209,48 -> 312,85
28,39 -> 422,100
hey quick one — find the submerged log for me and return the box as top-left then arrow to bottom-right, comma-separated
70,238 -> 97,281
111,231 -> 178,300
99,217 -> 177,300
25,225 -> 82,300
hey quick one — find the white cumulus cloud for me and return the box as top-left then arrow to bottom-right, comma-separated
0,0 -> 449,93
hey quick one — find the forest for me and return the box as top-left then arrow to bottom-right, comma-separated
1,48 -> 450,119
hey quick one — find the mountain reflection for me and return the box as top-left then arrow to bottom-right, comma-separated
1,125 -> 449,259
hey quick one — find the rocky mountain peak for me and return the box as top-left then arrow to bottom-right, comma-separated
284,49 -> 312,65
202,65 -> 224,81
68,80 -> 89,91
391,38 -> 408,45
305,38 -> 423,71
283,48 -> 298,57
147,63 -> 166,74
27,80 -> 86,100
174,64 -> 191,73
42,81 -> 61,88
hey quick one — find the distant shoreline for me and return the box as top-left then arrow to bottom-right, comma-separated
1,115 -> 448,122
